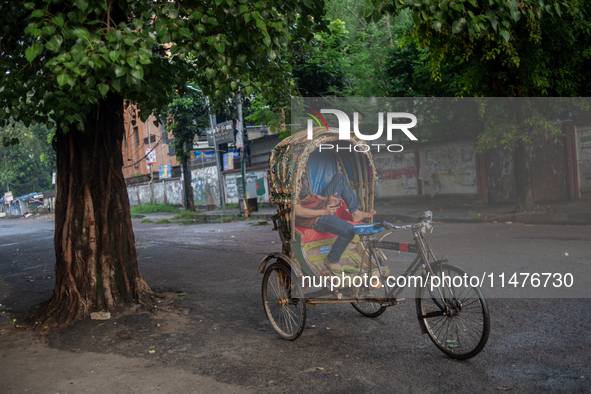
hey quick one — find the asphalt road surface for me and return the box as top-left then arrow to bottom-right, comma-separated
0,218 -> 590,393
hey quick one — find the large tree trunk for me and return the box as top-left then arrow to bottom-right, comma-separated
34,93 -> 153,325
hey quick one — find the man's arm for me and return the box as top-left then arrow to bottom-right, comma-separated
311,193 -> 328,202
294,204 -> 335,218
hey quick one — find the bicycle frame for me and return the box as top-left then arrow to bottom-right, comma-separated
306,218 -> 456,307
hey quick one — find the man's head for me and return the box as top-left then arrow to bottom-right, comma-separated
299,170 -> 310,198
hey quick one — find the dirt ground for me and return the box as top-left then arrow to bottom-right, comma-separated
1,293 -> 253,394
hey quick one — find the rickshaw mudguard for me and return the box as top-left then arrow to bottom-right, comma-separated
257,252 -> 304,278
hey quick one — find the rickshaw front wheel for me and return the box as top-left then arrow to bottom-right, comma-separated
262,261 -> 307,340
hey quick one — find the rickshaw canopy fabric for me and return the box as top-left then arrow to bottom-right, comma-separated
268,127 -> 377,253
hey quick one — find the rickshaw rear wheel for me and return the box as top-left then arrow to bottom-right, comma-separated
351,302 -> 387,318
262,261 -> 307,340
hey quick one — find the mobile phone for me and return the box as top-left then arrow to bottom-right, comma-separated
329,200 -> 343,209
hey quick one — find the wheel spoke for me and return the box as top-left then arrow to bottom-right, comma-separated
419,264 -> 489,359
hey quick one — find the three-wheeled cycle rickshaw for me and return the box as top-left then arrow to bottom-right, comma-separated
259,127 -> 490,360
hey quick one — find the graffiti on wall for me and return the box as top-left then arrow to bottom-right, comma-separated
191,166 -> 220,206
374,153 -> 418,198
420,144 -> 477,196
224,171 -> 269,204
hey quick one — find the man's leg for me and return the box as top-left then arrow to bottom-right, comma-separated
321,173 -> 360,214
314,214 -> 355,265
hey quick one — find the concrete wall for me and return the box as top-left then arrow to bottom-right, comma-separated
419,142 -> 478,197
373,141 -> 478,199
127,179 -> 183,206
373,151 -> 418,198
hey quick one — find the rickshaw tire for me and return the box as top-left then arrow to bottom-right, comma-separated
351,302 -> 388,318
262,261 -> 307,341
415,263 -> 490,360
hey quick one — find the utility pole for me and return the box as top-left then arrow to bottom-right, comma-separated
237,87 -> 249,218
205,96 -> 226,215
3,150 -> 8,193
147,121 -> 154,204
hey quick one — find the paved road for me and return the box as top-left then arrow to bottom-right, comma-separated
0,219 -> 590,393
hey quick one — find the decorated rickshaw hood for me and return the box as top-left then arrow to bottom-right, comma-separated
269,127 -> 377,204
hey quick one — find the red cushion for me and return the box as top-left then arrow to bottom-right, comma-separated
295,202 -> 361,245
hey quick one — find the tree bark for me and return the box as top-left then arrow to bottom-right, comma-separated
33,92 -> 153,325
181,151 -> 195,212
514,139 -> 536,211
511,98 -> 535,212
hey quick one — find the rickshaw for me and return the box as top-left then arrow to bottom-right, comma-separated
259,127 -> 490,360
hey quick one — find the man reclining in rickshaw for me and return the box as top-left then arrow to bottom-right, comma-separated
294,172 -> 375,275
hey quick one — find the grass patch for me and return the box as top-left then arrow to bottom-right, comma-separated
208,215 -> 248,223
173,210 -> 202,220
156,218 -> 172,224
217,203 -> 239,210
130,204 -> 180,215
140,218 -> 154,223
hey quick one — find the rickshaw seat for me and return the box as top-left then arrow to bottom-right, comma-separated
294,202 -> 362,245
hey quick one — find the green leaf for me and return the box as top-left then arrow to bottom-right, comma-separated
205,67 -> 216,79
214,43 -> 225,53
490,19 -> 498,31
155,22 -> 167,37
263,36 -> 271,47
74,27 -> 90,40
468,0 -> 478,7
46,36 -> 63,52
24,2 -> 35,9
31,9 -> 44,18
452,18 -> 466,34
52,16 -> 64,27
245,85 -> 254,95
97,83 -> 109,96
110,78 -> 122,92
114,66 -> 126,77
74,0 -> 89,11
131,65 -> 144,80
109,51 -> 120,62
42,26 -> 56,36
500,29 -> 510,41
57,74 -> 70,86
127,57 -> 137,68
25,44 -> 42,62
